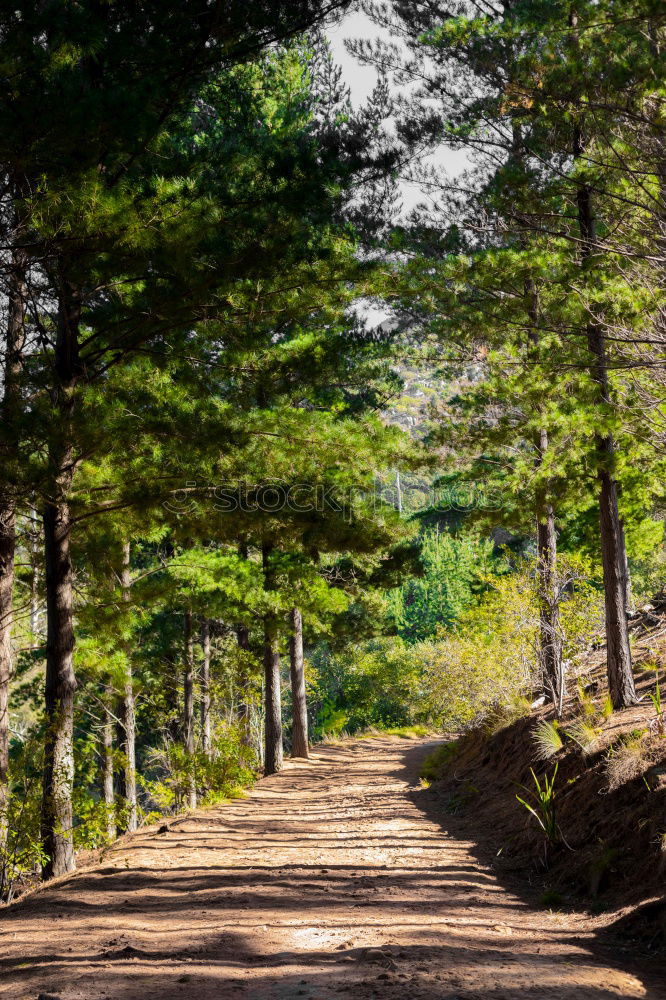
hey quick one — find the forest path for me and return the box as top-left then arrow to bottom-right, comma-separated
0,737 -> 662,1000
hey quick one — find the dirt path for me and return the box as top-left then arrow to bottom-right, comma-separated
1,738 -> 663,1000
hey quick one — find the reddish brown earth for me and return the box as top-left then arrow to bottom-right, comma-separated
1,737 -> 664,1000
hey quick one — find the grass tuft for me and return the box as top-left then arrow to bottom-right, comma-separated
532,720 -> 563,761
605,730 -> 651,790
564,718 -> 601,755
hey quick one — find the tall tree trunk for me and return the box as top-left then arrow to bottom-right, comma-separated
0,246 -> 27,854
536,497 -> 565,714
262,543 -> 283,776
200,618 -> 211,758
42,490 -> 77,878
235,543 -> 253,745
0,506 -> 14,858
619,519 -> 634,616
263,622 -> 283,776
236,623 -> 253,746
289,608 -> 309,758
598,466 -> 637,706
120,541 -> 137,832
41,273 -> 81,879
523,262 -> 565,711
574,160 -> 637,707
183,609 -> 197,808
102,684 -> 116,842
29,504 -> 41,648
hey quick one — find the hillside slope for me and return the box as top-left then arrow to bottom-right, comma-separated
422,606 -> 666,954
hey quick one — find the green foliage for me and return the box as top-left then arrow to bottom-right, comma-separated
145,725 -> 257,812
648,673 -> 664,737
419,741 -> 458,783
1,734 -> 47,902
416,561 -> 600,730
310,544 -> 604,744
516,766 -> 560,845
312,556 -> 603,737
387,528 -> 496,643
310,636 -> 427,736
532,720 -> 563,762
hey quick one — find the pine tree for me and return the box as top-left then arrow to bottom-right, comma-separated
362,0 -> 666,707
289,608 -> 309,759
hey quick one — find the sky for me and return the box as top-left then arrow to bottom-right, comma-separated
327,11 -> 383,109
327,10 -> 469,212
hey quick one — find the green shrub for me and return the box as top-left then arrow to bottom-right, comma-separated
420,741 -> 458,782
387,528 -> 498,643
310,636 -> 427,736
1,733 -> 46,902
144,723 -> 256,811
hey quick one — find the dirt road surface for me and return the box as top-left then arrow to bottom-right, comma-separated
1,738 -> 663,999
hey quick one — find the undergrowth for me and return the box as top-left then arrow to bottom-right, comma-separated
419,741 -> 458,782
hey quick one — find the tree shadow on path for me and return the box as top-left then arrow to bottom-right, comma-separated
399,738 -> 666,999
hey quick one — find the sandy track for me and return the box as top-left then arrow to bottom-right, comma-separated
0,738 -> 663,999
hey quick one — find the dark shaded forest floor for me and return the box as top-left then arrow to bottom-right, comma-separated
1,737 -> 664,1000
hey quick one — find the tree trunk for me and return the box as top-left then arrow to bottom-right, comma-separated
236,623 -> 253,746
29,504 -> 41,647
41,271 -> 82,879
263,621 -> 283,776
120,674 -> 137,832
235,543 -> 253,745
102,684 -> 116,841
42,494 -> 77,878
0,506 -> 14,857
289,608 -> 309,758
262,543 -> 283,776
183,609 -> 197,808
523,262 -> 565,713
200,618 -> 211,758
599,466 -> 638,706
536,500 -> 565,714
618,518 -> 635,616
0,246 -> 27,854
120,540 -> 138,832
575,170 -> 637,707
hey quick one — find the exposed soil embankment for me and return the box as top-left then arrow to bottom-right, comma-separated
423,611 -> 666,955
